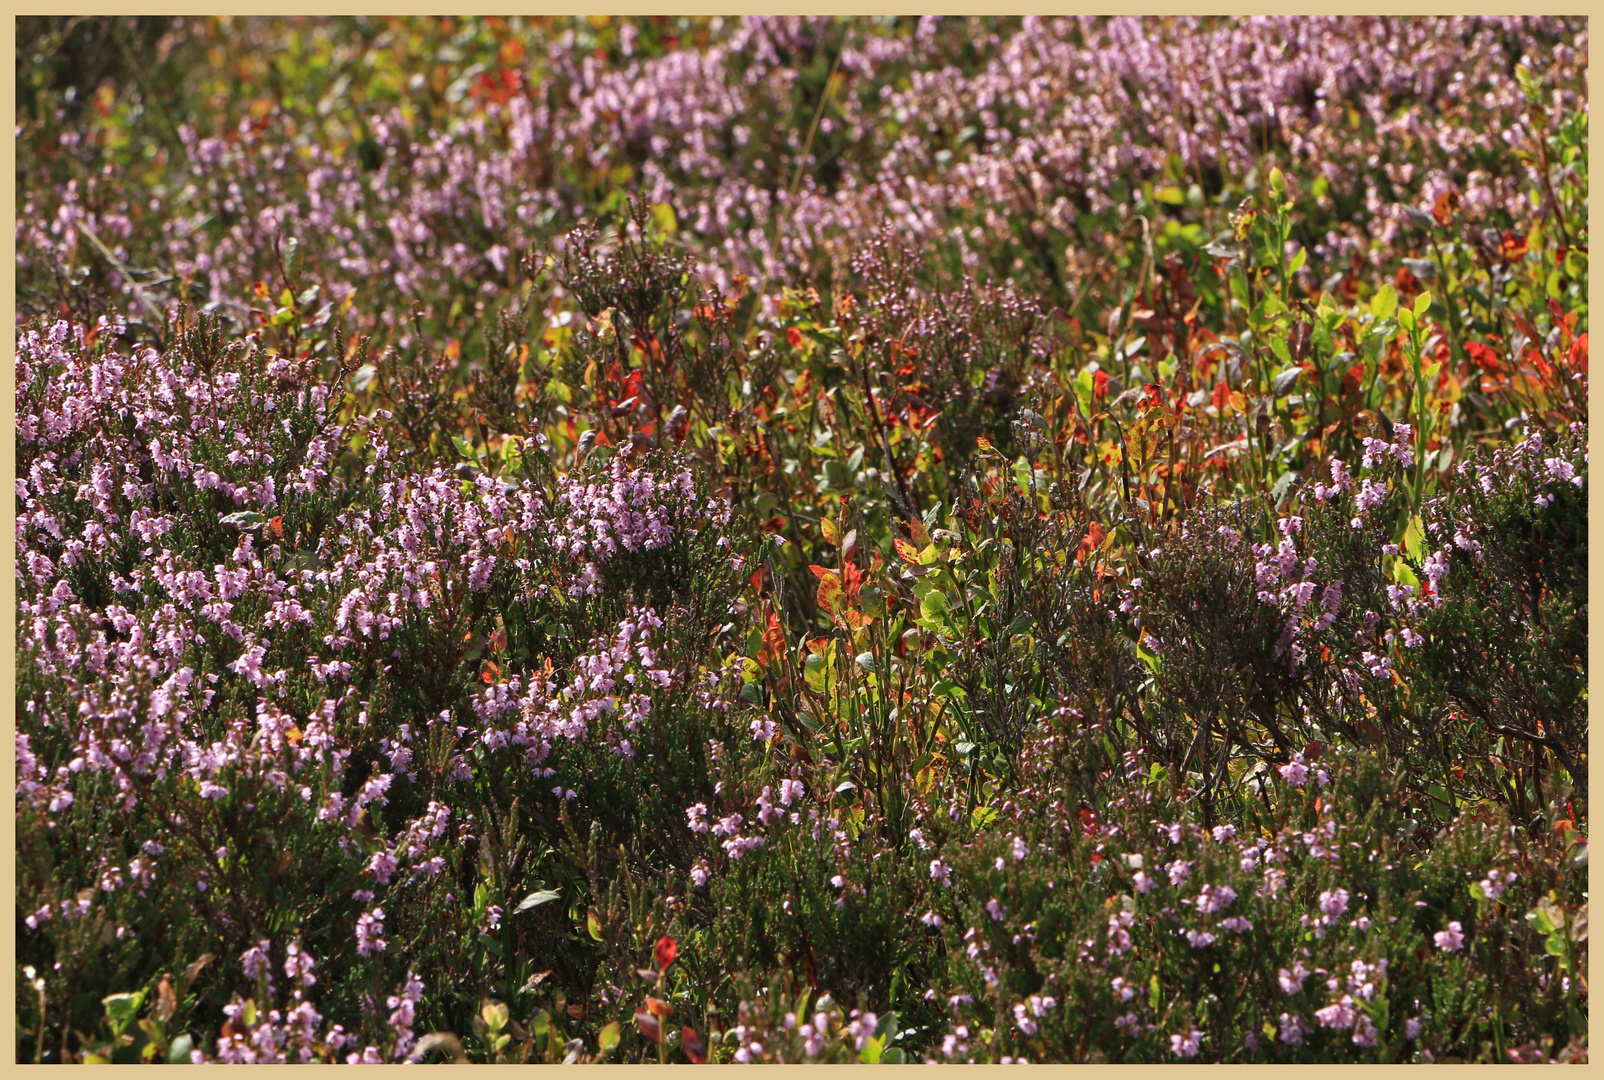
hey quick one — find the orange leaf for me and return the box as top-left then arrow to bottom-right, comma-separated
758,610 -> 786,666
1432,190 -> 1460,226
814,570 -> 843,616
1076,521 -> 1106,564
894,538 -> 919,563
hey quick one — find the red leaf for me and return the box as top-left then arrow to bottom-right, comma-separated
1465,341 -> 1503,374
681,1027 -> 707,1064
635,1011 -> 662,1045
655,935 -> 678,970
811,567 -> 843,616
841,560 -> 864,602
1568,332 -> 1588,376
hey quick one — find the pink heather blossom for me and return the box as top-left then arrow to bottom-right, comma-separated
241,940 -> 272,982
1195,883 -> 1236,915
1170,1026 -> 1202,1058
1434,921 -> 1465,952
1319,888 -> 1350,916
1315,997 -> 1357,1030
685,802 -> 709,834
355,908 -> 386,956
1479,868 -> 1516,901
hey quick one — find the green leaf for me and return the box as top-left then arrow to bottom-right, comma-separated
803,653 -> 828,694
1372,284 -> 1399,321
350,363 -> 378,392
167,1034 -> 195,1065
971,805 -> 999,830
515,889 -> 561,913
918,588 -> 958,639
597,1021 -> 621,1055
103,991 -> 146,1024
219,511 -> 268,530
650,202 -> 678,236
587,911 -> 604,941
481,1000 -> 509,1033
1401,514 -> 1426,562
858,1035 -> 885,1065
1154,186 -> 1185,205
1413,290 -> 1432,316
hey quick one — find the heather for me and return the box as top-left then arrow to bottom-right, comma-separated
14,16 -> 1588,1064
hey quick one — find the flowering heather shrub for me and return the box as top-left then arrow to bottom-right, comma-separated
14,15 -> 1588,1066
14,312 -> 750,1062
911,746 -> 1587,1063
18,18 -> 1585,341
